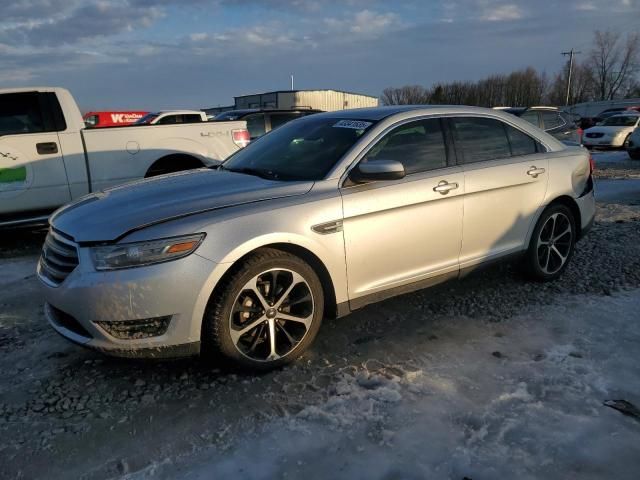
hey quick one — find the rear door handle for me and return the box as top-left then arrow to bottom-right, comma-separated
433,180 -> 459,195
36,142 -> 58,155
527,166 -> 546,178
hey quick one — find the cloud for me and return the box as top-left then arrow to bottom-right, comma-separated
480,4 -> 524,21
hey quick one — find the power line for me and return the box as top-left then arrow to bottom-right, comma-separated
561,49 -> 581,106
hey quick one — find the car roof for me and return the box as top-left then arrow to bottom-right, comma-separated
312,105 -> 521,121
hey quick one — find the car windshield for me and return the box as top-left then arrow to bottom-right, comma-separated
602,115 -> 639,127
133,113 -> 159,124
222,116 -> 375,181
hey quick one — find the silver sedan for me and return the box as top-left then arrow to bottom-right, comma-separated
38,106 -> 596,369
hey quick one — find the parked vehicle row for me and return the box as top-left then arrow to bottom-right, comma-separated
212,108 -> 322,140
582,113 -> 640,149
0,88 -> 250,227
39,106 -> 595,370
133,110 -> 209,125
497,106 -> 581,144
83,111 -> 149,128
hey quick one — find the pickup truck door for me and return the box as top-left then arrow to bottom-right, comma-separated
0,92 -> 71,218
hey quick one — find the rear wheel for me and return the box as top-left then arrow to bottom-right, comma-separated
629,149 -> 640,160
523,204 -> 576,281
202,249 -> 324,370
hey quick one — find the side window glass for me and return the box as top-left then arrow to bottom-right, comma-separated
365,119 -> 447,174
520,110 -> 540,127
506,125 -> 537,156
0,92 -> 46,135
158,115 -> 178,125
245,113 -> 266,139
451,117 -> 511,164
542,112 -> 562,129
183,114 -> 202,123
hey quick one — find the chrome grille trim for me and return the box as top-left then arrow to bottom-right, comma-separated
38,229 -> 79,286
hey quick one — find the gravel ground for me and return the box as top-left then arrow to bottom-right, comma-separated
1,183 -> 639,479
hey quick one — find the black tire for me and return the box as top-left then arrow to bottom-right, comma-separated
628,149 -> 640,160
522,204 -> 576,282
623,134 -> 631,149
202,248 -> 324,370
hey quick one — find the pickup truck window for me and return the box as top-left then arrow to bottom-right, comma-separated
0,92 -> 45,136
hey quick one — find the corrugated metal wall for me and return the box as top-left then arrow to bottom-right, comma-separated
234,90 -> 378,111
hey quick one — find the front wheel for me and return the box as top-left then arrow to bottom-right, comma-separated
522,205 -> 576,281
202,249 -> 324,370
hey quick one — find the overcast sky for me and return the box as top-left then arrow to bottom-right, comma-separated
2,0 -> 638,111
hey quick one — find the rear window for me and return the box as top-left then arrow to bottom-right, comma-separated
134,113 -> 159,125
541,111 -> 563,129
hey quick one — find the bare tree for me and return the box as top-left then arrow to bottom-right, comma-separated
547,63 -> 594,105
588,30 -> 640,100
381,85 -> 429,105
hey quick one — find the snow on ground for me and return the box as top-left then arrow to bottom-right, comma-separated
1,178 -> 639,479
129,291 -> 640,480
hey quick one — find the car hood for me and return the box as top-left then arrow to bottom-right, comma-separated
585,126 -> 634,134
51,169 -> 313,243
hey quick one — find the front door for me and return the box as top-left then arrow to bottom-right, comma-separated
341,118 -> 464,303
0,91 -> 71,216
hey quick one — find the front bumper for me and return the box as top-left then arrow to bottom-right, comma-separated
582,137 -> 625,148
39,250 -> 221,358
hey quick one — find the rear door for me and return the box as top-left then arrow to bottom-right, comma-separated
0,91 -> 71,217
450,116 -> 549,268
341,117 -> 464,301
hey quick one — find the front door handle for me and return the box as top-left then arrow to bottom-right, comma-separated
433,180 -> 459,195
36,142 -> 58,155
527,166 -> 546,178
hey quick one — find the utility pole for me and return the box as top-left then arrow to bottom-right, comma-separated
561,49 -> 581,106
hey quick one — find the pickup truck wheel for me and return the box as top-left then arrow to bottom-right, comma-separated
522,204 -> 576,282
145,155 -> 203,177
202,249 -> 324,370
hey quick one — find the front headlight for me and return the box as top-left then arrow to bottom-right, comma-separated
91,233 -> 205,271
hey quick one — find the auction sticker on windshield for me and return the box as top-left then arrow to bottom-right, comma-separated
333,120 -> 372,130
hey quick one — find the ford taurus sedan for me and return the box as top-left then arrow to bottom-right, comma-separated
38,106 -> 596,370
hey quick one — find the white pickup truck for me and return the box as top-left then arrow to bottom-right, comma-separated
0,87 -> 250,227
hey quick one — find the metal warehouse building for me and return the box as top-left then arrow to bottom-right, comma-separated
234,89 -> 379,111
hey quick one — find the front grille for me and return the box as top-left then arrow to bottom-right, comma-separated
47,304 -> 92,339
39,229 -> 79,286
585,132 -> 604,138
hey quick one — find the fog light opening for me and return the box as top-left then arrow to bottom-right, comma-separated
94,316 -> 172,340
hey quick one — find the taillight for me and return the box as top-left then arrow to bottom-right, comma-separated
232,129 -> 250,148
589,153 -> 595,174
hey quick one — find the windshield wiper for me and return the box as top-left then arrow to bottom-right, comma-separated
224,167 -> 280,180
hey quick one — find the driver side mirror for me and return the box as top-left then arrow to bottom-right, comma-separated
349,159 -> 406,183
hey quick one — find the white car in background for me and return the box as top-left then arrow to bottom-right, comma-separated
133,110 -> 208,125
582,113 -> 640,149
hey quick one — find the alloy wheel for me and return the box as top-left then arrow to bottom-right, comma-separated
536,212 -> 573,275
229,268 -> 314,362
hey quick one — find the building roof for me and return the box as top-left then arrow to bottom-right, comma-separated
234,89 -> 378,100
